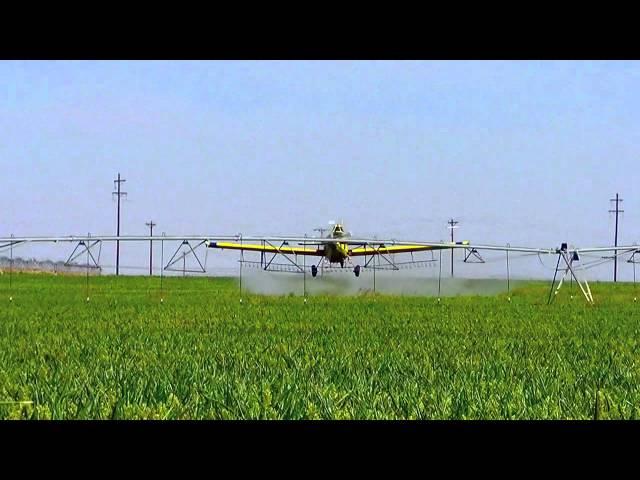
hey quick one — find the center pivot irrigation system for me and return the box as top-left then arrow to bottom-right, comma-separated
1,233 -> 639,304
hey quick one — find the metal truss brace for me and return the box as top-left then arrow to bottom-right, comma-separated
263,240 -> 305,273
0,240 -> 25,253
548,248 -> 593,304
363,244 -> 376,268
164,240 -> 207,273
361,244 -> 399,270
464,248 -> 485,263
377,249 -> 399,270
65,240 -> 102,268
627,250 -> 640,264
261,240 -> 286,271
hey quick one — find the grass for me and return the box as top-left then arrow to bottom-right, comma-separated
0,272 -> 639,419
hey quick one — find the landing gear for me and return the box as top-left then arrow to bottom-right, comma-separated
310,259 -> 360,277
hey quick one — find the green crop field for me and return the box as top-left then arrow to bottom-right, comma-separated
0,272 -> 639,419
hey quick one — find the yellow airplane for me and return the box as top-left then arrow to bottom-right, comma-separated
207,222 -> 470,277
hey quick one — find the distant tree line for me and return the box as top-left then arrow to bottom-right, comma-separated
0,256 -> 101,275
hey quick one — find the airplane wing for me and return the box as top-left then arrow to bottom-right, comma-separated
349,241 -> 470,256
208,241 -> 324,256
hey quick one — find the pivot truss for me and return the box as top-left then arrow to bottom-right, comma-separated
164,240 -> 208,273
628,249 -> 640,264
547,243 -> 593,305
258,240 -> 306,273
65,239 -> 103,269
463,247 -> 485,263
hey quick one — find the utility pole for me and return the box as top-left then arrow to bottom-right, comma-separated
314,227 -> 327,238
609,193 -> 624,282
145,220 -> 156,276
112,173 -> 127,276
447,218 -> 459,277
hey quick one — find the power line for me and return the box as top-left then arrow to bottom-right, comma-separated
112,173 -> 127,276
447,218 -> 459,277
608,193 -> 624,282
145,220 -> 156,276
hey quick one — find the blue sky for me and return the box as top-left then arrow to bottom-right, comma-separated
1,61 -> 638,279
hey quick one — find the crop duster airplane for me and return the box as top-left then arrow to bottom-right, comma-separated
207,222 -> 470,277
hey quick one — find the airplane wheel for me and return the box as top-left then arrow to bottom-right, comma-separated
353,265 -> 361,277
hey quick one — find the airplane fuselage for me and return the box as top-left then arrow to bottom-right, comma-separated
324,241 -> 350,265
323,224 -> 350,266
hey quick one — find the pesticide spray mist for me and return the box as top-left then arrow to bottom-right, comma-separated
242,269 -> 519,297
